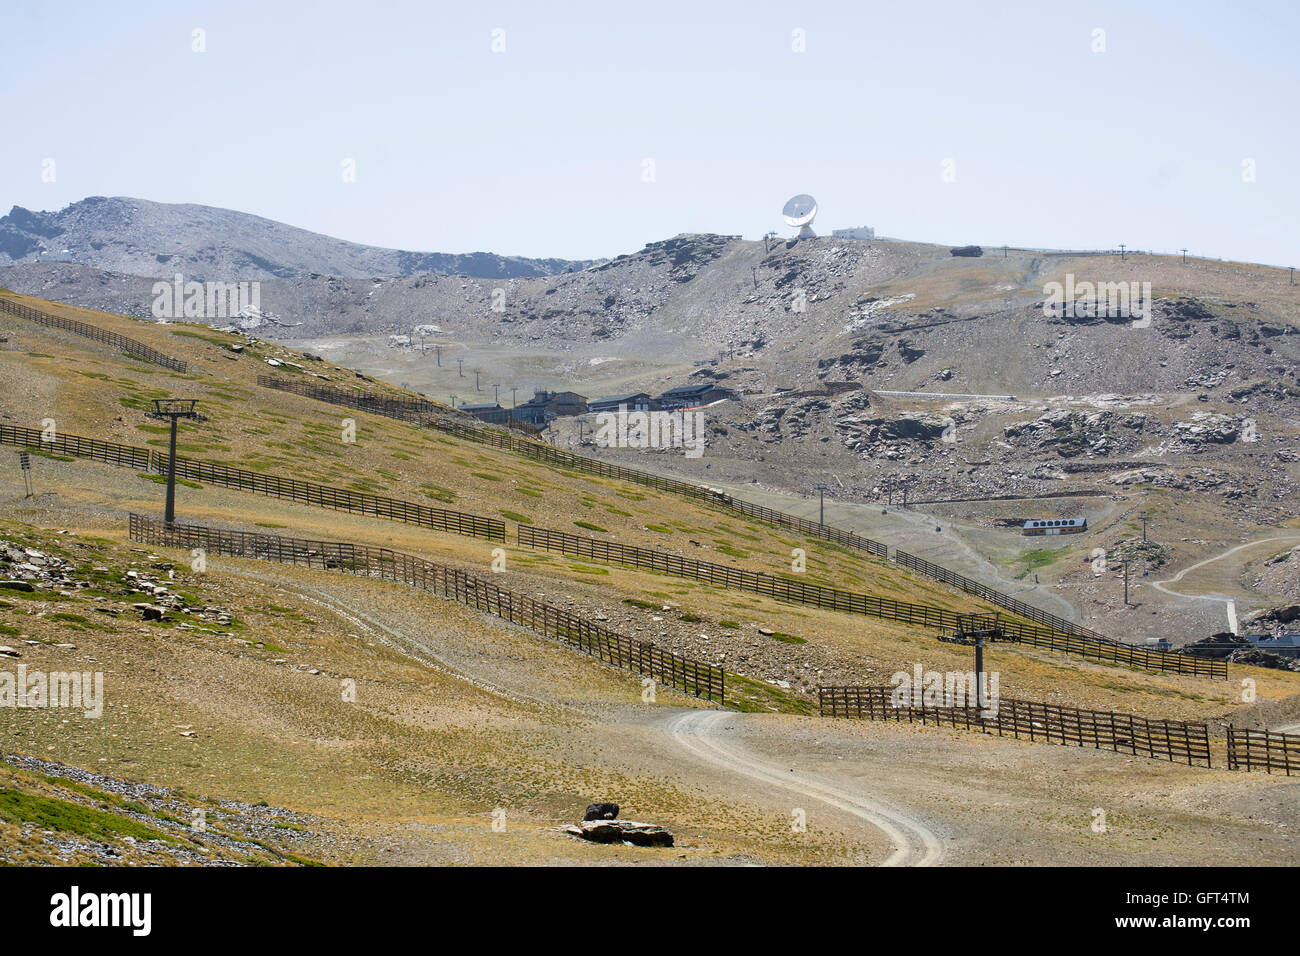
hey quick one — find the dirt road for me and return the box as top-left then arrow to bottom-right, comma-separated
665,709 -> 945,866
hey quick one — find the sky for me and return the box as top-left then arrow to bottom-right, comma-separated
3,0 -> 1297,266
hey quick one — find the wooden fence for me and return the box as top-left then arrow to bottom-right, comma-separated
518,526 -> 1225,678
128,514 -> 724,703
1227,727 -> 1300,775
0,424 -> 504,542
0,297 -> 189,372
0,418 -> 1229,679
895,549 -> 1119,646
257,375 -> 888,557
164,452 -> 505,541
819,686 -> 1213,767
0,423 -> 153,470
257,374 -> 1211,660
255,377 -> 541,436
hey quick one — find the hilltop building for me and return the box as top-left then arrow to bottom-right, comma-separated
457,402 -> 510,425
831,226 -> 875,241
511,390 -> 588,426
656,383 -> 736,409
588,393 -> 653,414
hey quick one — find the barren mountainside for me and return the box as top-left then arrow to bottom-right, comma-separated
0,196 -> 594,281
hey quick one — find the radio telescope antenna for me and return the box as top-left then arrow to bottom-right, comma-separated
782,193 -> 818,238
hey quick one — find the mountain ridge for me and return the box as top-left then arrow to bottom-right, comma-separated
0,196 -> 597,280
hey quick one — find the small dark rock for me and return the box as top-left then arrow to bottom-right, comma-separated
583,802 -> 619,821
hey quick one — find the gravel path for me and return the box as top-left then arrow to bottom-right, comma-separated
666,709 -> 944,866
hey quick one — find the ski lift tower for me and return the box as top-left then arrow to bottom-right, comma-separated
147,398 -> 203,524
938,613 -> 1016,712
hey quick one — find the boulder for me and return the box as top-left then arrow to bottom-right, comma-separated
583,802 -> 619,821
564,821 -> 674,847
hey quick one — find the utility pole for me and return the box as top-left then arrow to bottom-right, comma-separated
1291,267 -> 1295,285
1003,245 -> 1007,258
752,266 -> 758,289
451,393 -> 457,410
147,399 -> 202,525
1124,561 -> 1130,605
457,358 -> 464,377
1180,249 -> 1188,265
1140,516 -> 1150,543
475,370 -> 481,392
510,386 -> 517,409
815,484 -> 827,525
1119,243 -> 1127,261
435,345 -> 442,367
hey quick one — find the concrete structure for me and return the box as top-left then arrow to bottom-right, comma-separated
832,226 -> 875,241
511,390 -> 589,426
656,383 -> 736,409
588,392 -> 652,414
1246,633 -> 1300,659
458,402 -> 510,425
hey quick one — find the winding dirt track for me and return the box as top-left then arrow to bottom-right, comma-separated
226,566 -> 949,866
666,709 -> 945,866
1150,534 -> 1300,632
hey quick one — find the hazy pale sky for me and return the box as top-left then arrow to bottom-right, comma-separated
4,1 -> 1296,265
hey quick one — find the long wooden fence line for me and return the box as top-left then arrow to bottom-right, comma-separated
162,451 -> 506,542
251,376 -> 1213,675
0,297 -> 189,373
257,375 -> 1160,640
518,525 -> 1226,679
254,376 -> 541,436
1227,727 -> 1300,775
894,549 -> 1119,646
818,686 -> 1213,767
127,514 -> 724,703
0,423 -> 505,543
256,375 -> 889,557
0,423 -> 154,470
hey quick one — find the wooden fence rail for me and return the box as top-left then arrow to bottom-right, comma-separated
518,525 -> 1225,678
819,686 -> 1213,767
0,424 -> 505,542
0,418 -> 1229,679
0,297 -> 189,372
1227,727 -> 1300,775
257,375 -> 889,556
254,377 -> 541,435
255,375 -> 1207,658
0,423 -> 153,470
894,549 -> 1119,646
164,452 -> 505,542
128,514 -> 724,703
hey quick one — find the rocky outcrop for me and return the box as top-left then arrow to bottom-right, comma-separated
563,821 -> 675,847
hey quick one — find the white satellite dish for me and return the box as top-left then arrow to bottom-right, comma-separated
782,193 -> 818,237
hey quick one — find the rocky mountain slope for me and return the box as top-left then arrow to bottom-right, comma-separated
0,197 -> 594,280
